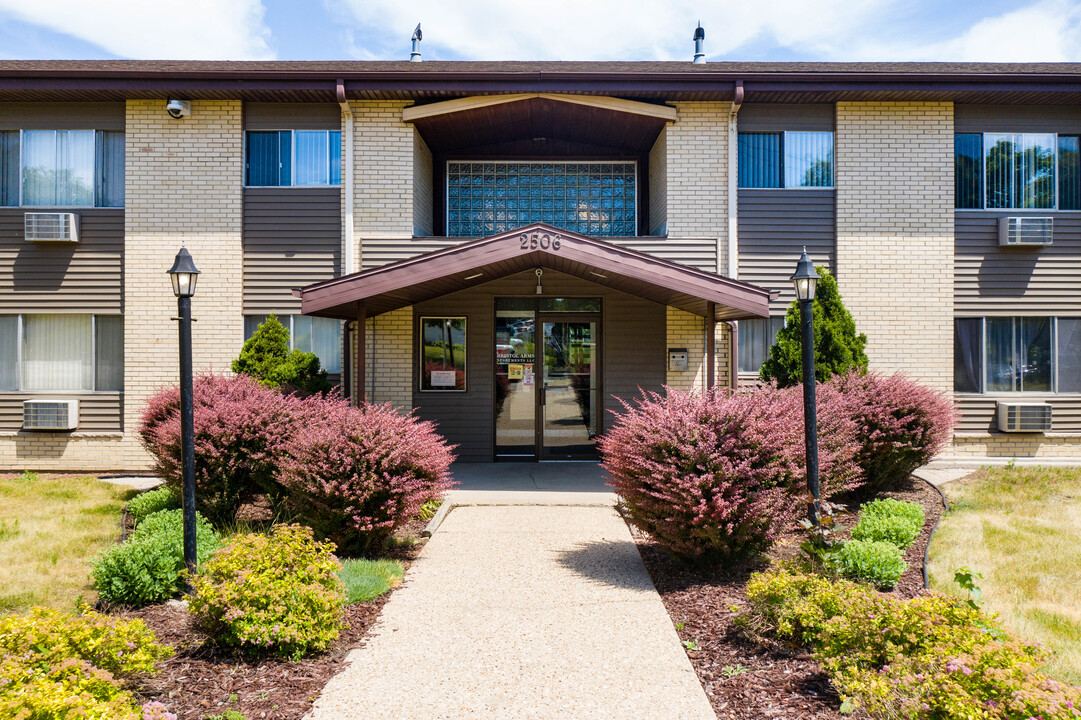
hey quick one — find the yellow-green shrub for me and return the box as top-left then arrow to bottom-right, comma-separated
742,568 -> 1081,719
0,608 -> 172,720
188,524 -> 346,659
0,657 -> 141,720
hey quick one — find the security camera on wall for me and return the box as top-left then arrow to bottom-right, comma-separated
166,99 -> 191,119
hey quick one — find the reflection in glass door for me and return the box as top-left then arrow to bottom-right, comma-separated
495,306 -> 536,457
541,319 -> 598,459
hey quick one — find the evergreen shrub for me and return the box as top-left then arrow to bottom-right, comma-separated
232,314 -> 330,395
760,268 -> 868,387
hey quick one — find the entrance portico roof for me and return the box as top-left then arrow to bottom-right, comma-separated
295,223 -> 771,321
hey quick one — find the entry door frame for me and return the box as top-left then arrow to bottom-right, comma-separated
534,312 -> 603,460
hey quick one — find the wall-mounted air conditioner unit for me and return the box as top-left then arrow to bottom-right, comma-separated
22,399 -> 79,431
24,212 -> 79,242
996,402 -> 1052,433
998,217 -> 1052,247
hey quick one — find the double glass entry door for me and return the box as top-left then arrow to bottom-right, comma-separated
495,300 -> 599,460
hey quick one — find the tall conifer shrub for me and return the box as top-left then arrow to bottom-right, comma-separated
759,268 -> 868,388
232,314 -> 331,395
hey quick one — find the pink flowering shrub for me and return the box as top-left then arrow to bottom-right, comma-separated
279,396 -> 456,556
830,371 -> 956,489
139,374 -> 304,525
600,385 -> 861,565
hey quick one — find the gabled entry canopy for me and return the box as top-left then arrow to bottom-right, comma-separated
296,224 -> 770,321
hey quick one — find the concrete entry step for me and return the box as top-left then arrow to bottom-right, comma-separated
448,462 -> 615,506
307,505 -> 714,720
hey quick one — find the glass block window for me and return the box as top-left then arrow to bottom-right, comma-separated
446,161 -> 637,237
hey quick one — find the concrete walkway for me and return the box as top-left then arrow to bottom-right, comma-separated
307,503 -> 714,720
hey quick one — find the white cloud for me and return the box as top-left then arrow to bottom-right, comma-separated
839,0 -> 1081,62
0,0 -> 274,60
330,0 -> 889,61
331,0 -> 1081,63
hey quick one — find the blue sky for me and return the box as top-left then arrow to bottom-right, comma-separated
1,0 -> 1079,62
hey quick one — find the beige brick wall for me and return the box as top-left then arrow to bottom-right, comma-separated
364,307 -> 413,410
665,307 -> 731,390
648,127 -> 667,236
354,101 -> 415,270
949,435 -> 1081,459
0,434 -> 126,473
835,102 -> 954,393
665,102 -> 729,273
413,130 -> 433,236
123,99 -> 244,468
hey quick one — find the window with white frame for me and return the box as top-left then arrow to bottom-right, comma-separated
0,130 -> 124,207
738,131 -> 834,188
0,314 -> 123,392
954,317 -> 1081,394
955,132 -> 1081,210
244,130 -> 342,187
243,315 -> 343,373
738,316 -> 786,373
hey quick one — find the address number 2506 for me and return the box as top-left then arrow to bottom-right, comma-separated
520,232 -> 562,251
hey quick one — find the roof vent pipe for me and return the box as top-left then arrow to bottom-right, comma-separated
692,23 -> 705,63
410,24 -> 423,62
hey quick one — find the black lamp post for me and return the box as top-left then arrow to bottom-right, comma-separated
167,246 -> 200,577
791,248 -> 821,526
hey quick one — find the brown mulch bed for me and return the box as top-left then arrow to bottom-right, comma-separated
122,524 -> 426,720
633,475 -> 946,720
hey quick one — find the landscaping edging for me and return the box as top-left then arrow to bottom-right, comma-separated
919,476 -> 951,590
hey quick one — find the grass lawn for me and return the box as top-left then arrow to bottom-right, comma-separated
0,472 -> 133,613
339,558 -> 405,604
928,465 -> 1081,685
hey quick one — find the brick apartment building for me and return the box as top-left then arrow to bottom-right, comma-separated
0,61 -> 1079,469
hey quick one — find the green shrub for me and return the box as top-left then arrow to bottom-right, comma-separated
232,314 -> 331,395
759,268 -> 868,387
126,487 -> 181,524
92,509 -> 221,607
339,559 -> 404,604
851,498 -> 925,548
830,539 -> 907,589
188,524 -> 346,659
742,567 -> 1081,720
0,608 -> 172,720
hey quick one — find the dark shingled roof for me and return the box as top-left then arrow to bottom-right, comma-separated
2,60 -> 1081,104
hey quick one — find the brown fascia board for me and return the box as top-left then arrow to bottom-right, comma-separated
1,64 -> 1081,98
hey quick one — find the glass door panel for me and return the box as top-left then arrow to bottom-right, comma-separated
495,310 -> 536,457
541,319 -> 598,459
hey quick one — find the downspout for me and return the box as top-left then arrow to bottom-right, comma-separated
726,80 -> 744,389
337,79 -> 357,401
337,79 -> 355,276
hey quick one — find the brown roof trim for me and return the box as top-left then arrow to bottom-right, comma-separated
2,61 -> 1081,104
298,223 -> 771,321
